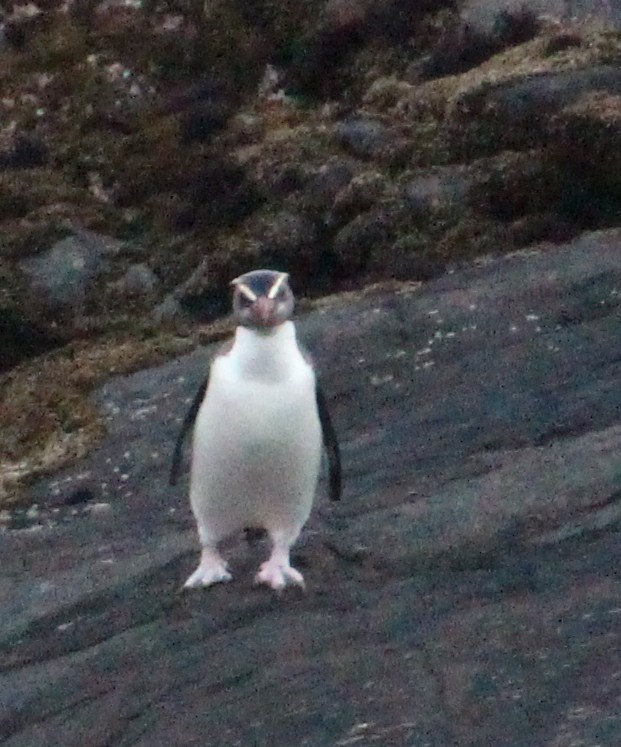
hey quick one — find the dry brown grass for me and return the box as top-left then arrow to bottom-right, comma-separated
0,322 -> 235,507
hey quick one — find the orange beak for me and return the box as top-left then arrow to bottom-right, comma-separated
252,296 -> 277,326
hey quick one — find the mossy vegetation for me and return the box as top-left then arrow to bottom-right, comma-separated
0,326 -> 221,506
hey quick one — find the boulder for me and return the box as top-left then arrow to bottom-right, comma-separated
19,231 -> 121,312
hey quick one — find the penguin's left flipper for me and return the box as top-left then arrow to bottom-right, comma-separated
315,381 -> 341,501
169,374 -> 209,486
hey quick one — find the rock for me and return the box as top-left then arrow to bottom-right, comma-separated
461,0 -> 563,35
420,7 -> 540,80
172,257 -> 230,321
304,158 -> 359,212
453,66 -> 621,153
190,159 -> 262,228
0,134 -> 49,170
548,91 -> 621,194
3,229 -> 621,744
402,166 -> 473,219
462,0 -> 621,31
19,230 -> 122,313
258,210 -> 319,263
179,100 -> 236,144
333,208 -> 395,273
113,263 -> 159,298
484,66 -> 621,125
0,308 -> 62,372
153,293 -> 183,324
337,116 -> 390,159
256,163 -> 307,200
330,169 -> 386,227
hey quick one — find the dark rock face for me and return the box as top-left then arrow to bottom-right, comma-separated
451,66 -> 621,155
19,231 -> 121,311
0,134 -> 49,170
337,117 -> 391,159
2,229 -> 621,745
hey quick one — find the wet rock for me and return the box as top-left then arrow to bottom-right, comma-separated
3,230 -> 621,745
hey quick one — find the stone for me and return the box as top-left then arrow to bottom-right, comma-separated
3,229 -> 621,744
403,166 -> 473,219
462,0 -> 621,32
153,293 -> 183,324
0,134 -> 49,170
333,208 -> 395,273
19,230 -> 122,311
337,116 -> 390,159
114,263 -> 159,297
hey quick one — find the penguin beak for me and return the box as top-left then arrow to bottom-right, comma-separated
252,296 -> 278,327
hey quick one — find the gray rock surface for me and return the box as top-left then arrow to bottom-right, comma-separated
337,117 -> 391,159
2,229 -> 621,745
462,0 -> 621,30
19,231 -> 122,311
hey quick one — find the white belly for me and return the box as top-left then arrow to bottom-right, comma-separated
189,354 -> 322,540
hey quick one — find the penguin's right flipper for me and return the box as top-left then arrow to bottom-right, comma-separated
315,381 -> 341,502
169,374 -> 209,486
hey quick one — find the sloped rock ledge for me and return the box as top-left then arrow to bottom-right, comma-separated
1,228 -> 621,745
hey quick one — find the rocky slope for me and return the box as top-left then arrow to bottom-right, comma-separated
2,3 -> 621,742
2,0 -> 621,496
2,229 -> 621,745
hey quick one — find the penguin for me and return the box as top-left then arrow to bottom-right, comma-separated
170,269 -> 341,591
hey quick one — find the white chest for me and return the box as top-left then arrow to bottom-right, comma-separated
195,322 -> 320,457
190,322 -> 322,528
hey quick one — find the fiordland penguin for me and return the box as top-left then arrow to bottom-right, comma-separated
170,269 -> 341,591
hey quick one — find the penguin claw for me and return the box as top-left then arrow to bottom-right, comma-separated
254,561 -> 305,591
183,562 -> 232,589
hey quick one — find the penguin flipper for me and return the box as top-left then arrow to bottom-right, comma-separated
169,374 -> 209,486
315,381 -> 341,501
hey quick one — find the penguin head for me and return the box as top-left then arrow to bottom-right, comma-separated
231,269 -> 294,330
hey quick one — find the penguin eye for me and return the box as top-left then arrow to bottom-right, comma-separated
276,288 -> 287,301
238,293 -> 253,307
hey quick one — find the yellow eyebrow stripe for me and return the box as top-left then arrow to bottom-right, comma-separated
235,282 -> 258,302
267,273 -> 288,299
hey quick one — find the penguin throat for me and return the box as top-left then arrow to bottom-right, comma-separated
232,321 -> 300,381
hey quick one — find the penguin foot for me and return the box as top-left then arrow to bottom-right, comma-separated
183,560 -> 232,589
254,560 -> 305,591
